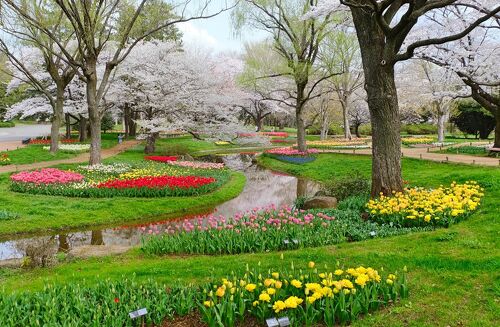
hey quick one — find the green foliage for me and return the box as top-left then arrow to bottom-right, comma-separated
444,146 -> 488,156
0,210 -> 19,221
0,278 -> 203,326
402,123 -> 437,135
0,121 -> 15,128
100,112 -> 115,133
451,100 -> 495,139
337,195 -> 370,212
141,208 -> 431,256
320,171 -> 370,201
358,124 -> 372,136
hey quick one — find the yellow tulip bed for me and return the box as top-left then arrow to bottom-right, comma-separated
401,137 -> 434,146
200,260 -> 408,327
367,181 -> 483,227
306,139 -> 371,150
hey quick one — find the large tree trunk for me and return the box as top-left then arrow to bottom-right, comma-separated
49,88 -> 65,153
256,118 -> 263,132
494,113 -> 500,148
341,99 -> 352,140
86,72 -> 102,165
123,105 -> 130,137
296,83 -> 307,152
436,111 -> 447,143
65,114 -> 72,139
79,116 -> 87,142
354,123 -> 361,138
144,132 -> 159,154
320,114 -> 329,140
351,8 -> 403,196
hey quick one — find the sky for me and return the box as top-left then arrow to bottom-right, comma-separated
176,1 -> 266,53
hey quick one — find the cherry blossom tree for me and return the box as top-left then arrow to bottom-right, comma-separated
398,60 -> 464,143
109,42 -> 253,154
0,1 -> 77,153
417,6 -> 500,147
308,0 -> 500,196
2,0 -> 232,164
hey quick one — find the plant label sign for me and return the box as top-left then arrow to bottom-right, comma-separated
265,318 -> 280,327
129,308 -> 147,319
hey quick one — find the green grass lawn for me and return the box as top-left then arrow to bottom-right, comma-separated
0,154 -> 498,325
0,143 -> 246,237
0,134 -> 118,165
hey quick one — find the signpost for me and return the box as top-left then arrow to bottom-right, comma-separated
129,308 -> 147,327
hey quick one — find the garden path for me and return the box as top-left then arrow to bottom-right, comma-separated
323,146 -> 500,167
0,140 -> 141,173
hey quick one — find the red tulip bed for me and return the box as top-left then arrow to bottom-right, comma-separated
9,161 -> 230,198
28,138 -> 78,145
144,156 -> 178,162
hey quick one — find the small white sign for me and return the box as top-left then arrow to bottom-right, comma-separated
266,318 -> 280,327
129,308 -> 148,319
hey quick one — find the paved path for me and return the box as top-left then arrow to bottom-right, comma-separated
0,124 -> 51,141
322,146 -> 500,167
0,140 -> 141,174
0,141 -> 25,152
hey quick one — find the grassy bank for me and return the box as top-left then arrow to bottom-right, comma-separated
0,134 -> 118,165
0,154 -> 498,325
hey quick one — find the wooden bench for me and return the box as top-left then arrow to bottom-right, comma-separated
488,147 -> 500,157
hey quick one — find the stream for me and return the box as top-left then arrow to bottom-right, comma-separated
0,154 -> 319,263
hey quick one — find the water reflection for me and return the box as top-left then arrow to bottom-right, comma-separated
0,154 -> 319,262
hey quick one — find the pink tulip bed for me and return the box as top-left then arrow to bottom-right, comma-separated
264,148 -> 319,164
141,204 -> 430,255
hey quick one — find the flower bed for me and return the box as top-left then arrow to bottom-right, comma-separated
144,155 -> 178,162
29,138 -> 78,145
266,148 -> 319,156
0,153 -> 10,166
307,139 -> 371,150
262,131 -> 289,138
0,261 -> 408,327
215,141 -> 231,146
10,168 -> 84,185
401,137 -> 435,146
10,161 -> 229,198
367,181 -> 483,227
264,148 -> 319,164
42,143 -> 90,153
200,262 -> 408,327
141,205 -> 431,256
169,161 -> 225,170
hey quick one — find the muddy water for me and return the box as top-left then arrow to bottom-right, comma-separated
0,154 -> 319,262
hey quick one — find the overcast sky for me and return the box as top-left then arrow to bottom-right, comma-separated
177,1 -> 266,52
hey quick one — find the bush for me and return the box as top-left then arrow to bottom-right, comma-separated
451,100 -> 495,139
320,171 -> 370,201
100,112 -> 115,133
0,121 -> 15,128
402,123 -> 437,135
358,124 -> 372,136
337,195 -> 370,212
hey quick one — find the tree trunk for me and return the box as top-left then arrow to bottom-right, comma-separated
354,124 -> 361,138
351,8 -> 403,196
437,111 -> 446,143
494,113 -> 500,148
320,116 -> 329,140
256,118 -> 263,132
144,132 -> 159,154
86,72 -> 102,165
341,99 -> 352,140
296,84 -> 307,152
79,116 -> 87,142
124,105 -> 130,137
49,88 -> 65,153
65,114 -> 72,139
